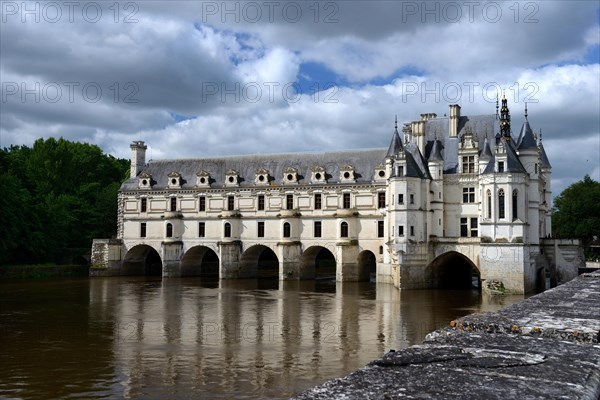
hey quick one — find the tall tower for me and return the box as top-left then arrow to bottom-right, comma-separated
130,141 -> 147,178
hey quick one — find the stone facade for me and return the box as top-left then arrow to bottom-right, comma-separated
91,99 -> 583,294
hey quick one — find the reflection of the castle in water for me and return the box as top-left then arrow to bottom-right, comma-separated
88,278 -> 520,397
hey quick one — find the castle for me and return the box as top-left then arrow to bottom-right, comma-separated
91,97 -> 581,294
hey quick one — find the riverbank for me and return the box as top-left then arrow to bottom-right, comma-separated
0,264 -> 89,280
293,270 -> 600,399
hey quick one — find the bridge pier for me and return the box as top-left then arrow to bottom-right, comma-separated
219,241 -> 242,278
162,241 -> 183,277
278,242 -> 302,280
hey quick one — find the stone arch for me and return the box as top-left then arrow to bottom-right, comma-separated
122,244 -> 162,276
180,245 -> 220,278
428,251 -> 480,290
358,250 -> 377,282
240,245 -> 279,279
301,246 -> 337,280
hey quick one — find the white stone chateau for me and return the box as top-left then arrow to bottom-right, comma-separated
91,98 -> 583,294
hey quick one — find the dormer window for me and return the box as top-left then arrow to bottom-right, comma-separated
498,161 -> 505,173
311,165 -> 327,184
138,171 -> 152,189
225,169 -> 240,187
167,172 -> 182,188
196,170 -> 211,188
374,165 -> 386,181
283,167 -> 299,184
255,168 -> 270,186
339,165 -> 356,183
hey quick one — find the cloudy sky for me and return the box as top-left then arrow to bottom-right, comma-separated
1,0 -> 599,197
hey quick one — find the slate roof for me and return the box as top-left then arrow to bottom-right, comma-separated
540,142 -> 552,168
402,143 -> 432,179
482,137 -> 528,174
479,136 -> 493,161
386,126 -> 403,157
516,120 -> 537,150
428,139 -> 444,161
422,114 -> 502,173
121,148 -> 388,190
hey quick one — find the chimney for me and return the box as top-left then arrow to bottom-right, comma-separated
130,141 -> 147,178
449,104 -> 461,137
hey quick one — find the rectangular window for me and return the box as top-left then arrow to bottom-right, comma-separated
398,225 -> 404,237
258,195 -> 265,211
462,187 -> 475,203
227,196 -> 234,211
314,193 -> 322,210
257,221 -> 264,238
377,221 -> 384,238
140,198 -> 147,212
286,194 -> 294,210
170,197 -> 177,212
409,194 -> 414,204
398,166 -> 404,177
198,196 -> 206,211
512,191 -> 518,220
462,156 -> 475,174
470,218 -> 478,237
378,192 -> 386,209
398,194 -> 404,204
498,161 -> 505,173
410,226 -> 414,236
499,191 -> 505,219
198,222 -> 205,238
140,222 -> 146,238
343,193 -> 351,209
460,217 -> 468,237
314,221 -> 322,238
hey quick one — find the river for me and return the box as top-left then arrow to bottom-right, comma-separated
0,277 -> 524,399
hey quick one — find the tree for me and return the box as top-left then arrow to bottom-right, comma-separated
0,138 -> 129,265
552,175 -> 600,254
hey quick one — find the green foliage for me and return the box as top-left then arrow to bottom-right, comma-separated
0,138 -> 129,265
552,175 -> 600,249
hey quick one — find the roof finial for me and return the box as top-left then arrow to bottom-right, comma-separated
502,89 -> 506,100
539,128 -> 542,142
395,115 -> 398,130
525,102 -> 528,120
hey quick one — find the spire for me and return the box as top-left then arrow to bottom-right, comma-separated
499,91 -> 511,141
495,93 -> 499,120
386,116 -> 403,157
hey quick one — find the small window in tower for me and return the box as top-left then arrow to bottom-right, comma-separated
379,246 -> 383,255
257,221 -> 265,238
498,162 -> 505,173
343,193 -> 351,209
410,226 -> 415,236
286,194 -> 294,210
409,194 -> 414,204
470,218 -> 478,237
398,226 -> 404,237
378,192 -> 386,209
199,222 -> 205,238
498,189 -> 505,219
314,193 -> 322,210
340,222 -> 349,238
460,218 -> 468,237
227,196 -> 234,211
141,198 -> 147,212
314,221 -> 322,238
283,222 -> 291,238
398,166 -> 404,177
512,189 -> 518,220
224,222 -> 231,238
140,222 -> 146,238
170,197 -> 177,212
398,194 -> 404,204
258,195 -> 265,211
377,221 -> 384,237
199,196 -> 206,212
166,223 -> 173,238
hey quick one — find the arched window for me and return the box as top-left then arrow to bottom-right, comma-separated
498,189 -> 505,219
224,222 -> 231,238
340,221 -> 349,238
166,223 -> 173,238
486,190 -> 492,219
283,222 -> 291,238
512,189 -> 518,220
